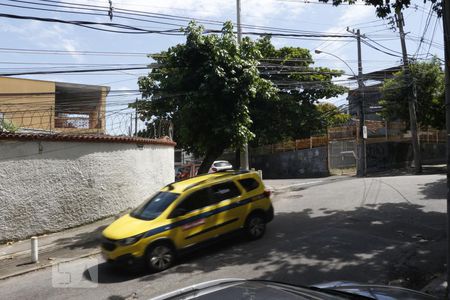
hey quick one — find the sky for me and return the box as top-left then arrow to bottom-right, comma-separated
0,0 -> 444,135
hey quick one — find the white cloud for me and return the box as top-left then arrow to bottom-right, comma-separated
312,5 -> 376,71
0,23 -> 29,35
240,0 -> 306,24
60,38 -> 83,62
63,0 -> 305,26
37,24 -> 83,62
1,21 -> 83,62
320,5 -> 374,52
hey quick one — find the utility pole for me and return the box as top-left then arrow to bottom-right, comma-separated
441,0 -> 450,295
356,29 -> 366,177
236,0 -> 242,44
395,10 -> 422,174
129,113 -> 133,137
347,27 -> 366,176
236,0 -> 249,170
134,98 -> 138,136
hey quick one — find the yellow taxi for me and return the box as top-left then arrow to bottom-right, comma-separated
101,170 -> 274,272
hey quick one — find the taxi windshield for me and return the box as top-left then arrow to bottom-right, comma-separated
131,192 -> 179,220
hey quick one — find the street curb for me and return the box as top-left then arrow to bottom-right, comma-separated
0,242 -> 59,262
0,249 -> 101,281
420,274 -> 447,298
267,176 -> 353,193
271,180 -> 325,191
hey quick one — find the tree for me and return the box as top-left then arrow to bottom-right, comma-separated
248,37 -> 347,146
319,0 -> 442,17
135,24 -> 347,171
316,102 -> 351,128
379,59 -> 445,129
134,22 -> 277,173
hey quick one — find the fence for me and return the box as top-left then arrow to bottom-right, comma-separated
328,125 -> 357,140
327,121 -> 446,144
251,136 -> 328,155
0,109 -> 173,140
249,121 -> 446,175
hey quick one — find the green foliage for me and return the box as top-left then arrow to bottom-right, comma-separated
134,21 -> 277,165
0,118 -> 18,133
318,0 -> 442,17
249,36 -> 347,145
316,102 -> 351,128
379,58 -> 445,129
134,23 -> 347,169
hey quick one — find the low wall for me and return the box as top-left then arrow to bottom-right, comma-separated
0,135 -> 175,242
366,141 -> 445,172
249,146 -> 329,179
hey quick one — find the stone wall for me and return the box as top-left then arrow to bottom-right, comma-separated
0,138 -> 174,242
249,146 -> 329,179
366,141 -> 445,172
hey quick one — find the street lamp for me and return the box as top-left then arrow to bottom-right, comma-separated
314,49 -> 366,177
314,49 -> 357,78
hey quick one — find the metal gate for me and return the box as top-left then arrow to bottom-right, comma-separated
328,140 -> 357,174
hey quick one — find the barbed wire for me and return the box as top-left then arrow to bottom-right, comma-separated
0,109 -> 173,139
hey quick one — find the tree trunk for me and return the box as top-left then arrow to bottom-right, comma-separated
197,148 -> 224,174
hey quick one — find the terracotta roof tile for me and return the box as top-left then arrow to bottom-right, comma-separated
0,132 -> 176,146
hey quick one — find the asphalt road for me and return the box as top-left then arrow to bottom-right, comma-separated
0,174 -> 446,300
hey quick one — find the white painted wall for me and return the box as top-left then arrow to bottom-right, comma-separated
0,139 -> 174,242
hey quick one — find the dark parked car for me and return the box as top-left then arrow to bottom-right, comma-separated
151,279 -> 437,300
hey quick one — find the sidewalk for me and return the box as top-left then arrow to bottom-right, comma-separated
0,217 -> 114,280
421,274 -> 447,299
366,164 -> 446,177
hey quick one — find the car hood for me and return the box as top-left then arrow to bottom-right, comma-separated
313,281 -> 436,299
150,279 -> 437,300
150,279 -> 338,300
102,213 -> 158,240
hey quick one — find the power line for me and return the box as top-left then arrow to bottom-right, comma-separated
276,0 -> 367,6
0,66 -> 154,76
1,1 -> 189,28
425,18 -> 440,58
413,3 -> 435,57
206,29 -> 354,39
0,47 -> 154,56
0,13 -> 184,34
360,39 -> 403,58
8,0 -> 361,37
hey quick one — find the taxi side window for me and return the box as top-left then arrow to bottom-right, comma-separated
209,182 -> 241,204
176,188 -> 209,214
238,178 -> 260,192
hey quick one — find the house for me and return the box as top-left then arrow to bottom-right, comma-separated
347,66 -> 400,121
0,77 -> 109,133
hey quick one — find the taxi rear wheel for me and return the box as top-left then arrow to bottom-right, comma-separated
245,213 -> 266,240
146,243 -> 175,273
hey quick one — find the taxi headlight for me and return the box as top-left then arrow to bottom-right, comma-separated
118,233 -> 144,246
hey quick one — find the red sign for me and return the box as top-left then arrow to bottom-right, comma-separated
182,218 -> 205,230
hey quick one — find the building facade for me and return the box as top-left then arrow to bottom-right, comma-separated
0,77 -> 109,134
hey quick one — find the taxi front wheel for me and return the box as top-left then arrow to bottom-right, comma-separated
146,243 -> 175,273
245,213 -> 266,240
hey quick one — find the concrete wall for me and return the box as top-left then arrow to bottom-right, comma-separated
249,146 -> 329,179
0,139 -> 174,242
366,141 -> 446,172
